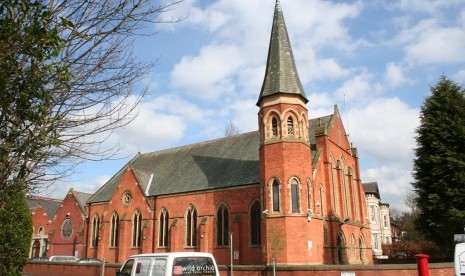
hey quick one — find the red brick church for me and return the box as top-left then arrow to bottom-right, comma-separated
30,0 -> 372,266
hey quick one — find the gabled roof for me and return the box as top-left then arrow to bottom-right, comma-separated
257,0 -> 307,106
27,195 -> 62,218
132,167 -> 153,196
88,114 -> 340,204
87,154 -> 140,204
70,189 -> 92,213
362,182 -> 380,199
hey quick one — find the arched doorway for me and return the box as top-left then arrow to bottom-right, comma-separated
337,232 -> 348,264
31,240 -> 40,258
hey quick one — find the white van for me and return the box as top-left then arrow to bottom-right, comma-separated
116,252 -> 220,276
455,243 -> 465,276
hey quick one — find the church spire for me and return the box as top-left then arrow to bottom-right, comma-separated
257,0 -> 307,106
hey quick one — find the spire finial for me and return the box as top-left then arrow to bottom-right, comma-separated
257,0 -> 307,106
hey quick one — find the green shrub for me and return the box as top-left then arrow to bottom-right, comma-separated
0,186 -> 33,276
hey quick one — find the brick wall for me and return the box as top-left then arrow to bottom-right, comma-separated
48,191 -> 87,258
23,262 -> 454,276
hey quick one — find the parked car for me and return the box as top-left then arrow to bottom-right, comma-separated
116,252 -> 219,276
79,258 -> 102,263
28,257 -> 48,262
49,255 -> 79,262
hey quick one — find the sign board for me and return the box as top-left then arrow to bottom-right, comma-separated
233,251 -> 239,260
455,234 -> 465,242
341,272 -> 355,276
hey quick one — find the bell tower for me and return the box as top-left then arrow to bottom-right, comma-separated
258,0 -> 314,264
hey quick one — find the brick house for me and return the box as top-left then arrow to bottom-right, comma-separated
81,0 -> 372,266
47,189 -> 92,259
27,195 -> 62,259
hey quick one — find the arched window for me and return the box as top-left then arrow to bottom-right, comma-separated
319,184 -> 324,215
61,218 -> 73,240
340,158 -> 350,218
291,178 -> 300,213
31,240 -> 41,258
272,179 -> 280,212
132,210 -> 142,248
91,214 -> 99,248
337,232 -> 348,264
287,117 -> 294,135
159,209 -> 169,247
307,179 -> 312,212
272,117 -> 278,137
110,212 -> 119,247
186,205 -> 197,247
349,168 -> 359,220
250,200 -> 261,246
330,155 -> 339,214
216,204 -> 229,246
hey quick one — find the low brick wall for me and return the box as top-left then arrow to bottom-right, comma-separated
218,263 -> 453,276
24,261 -> 453,276
23,261 -> 120,276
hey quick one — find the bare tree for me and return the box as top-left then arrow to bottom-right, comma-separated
224,122 -> 240,137
405,190 -> 419,217
0,0 -> 183,193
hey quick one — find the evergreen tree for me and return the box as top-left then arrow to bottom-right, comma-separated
412,76 -> 465,255
0,185 -> 32,276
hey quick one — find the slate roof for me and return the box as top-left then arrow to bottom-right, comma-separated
258,0 -> 307,106
27,195 -> 62,218
362,182 -> 380,199
88,114 -> 337,204
70,189 -> 92,213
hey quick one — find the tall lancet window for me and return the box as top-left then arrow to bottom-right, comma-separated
272,117 -> 278,137
250,200 -> 261,246
216,204 -> 229,246
272,179 -> 280,212
186,205 -> 198,247
287,117 -> 294,135
110,212 -> 119,247
159,208 -> 169,247
132,210 -> 142,248
91,214 -> 99,248
291,178 -> 300,213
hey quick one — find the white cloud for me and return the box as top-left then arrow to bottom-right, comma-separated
156,0 -> 197,32
384,62 -> 410,86
171,44 -> 244,100
148,94 -> 215,122
283,0 -> 364,50
43,174 -> 112,199
112,111 -> 186,154
335,72 -> 376,100
349,98 -> 419,167
393,18 -> 465,65
362,166 -> 413,211
295,47 -> 350,84
453,69 -> 465,82
393,0 -> 464,14
405,27 -> 465,65
461,9 -> 465,27
230,99 -> 259,133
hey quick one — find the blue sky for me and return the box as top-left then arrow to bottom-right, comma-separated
48,0 -> 465,211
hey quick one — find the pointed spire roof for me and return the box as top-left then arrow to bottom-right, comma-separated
257,0 -> 307,106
